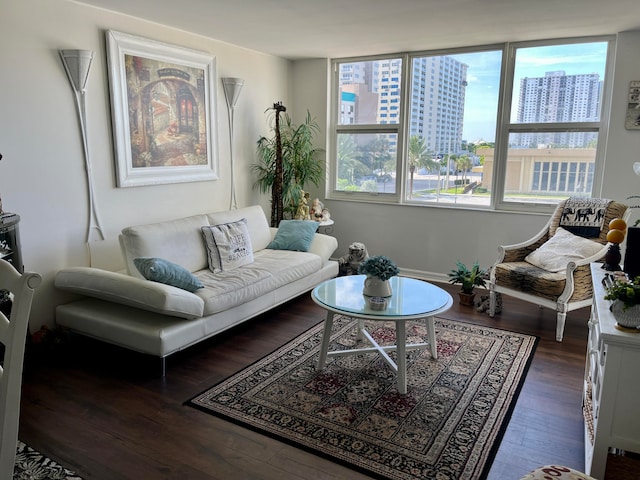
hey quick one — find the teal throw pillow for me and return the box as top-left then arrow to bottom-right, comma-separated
133,257 -> 204,293
267,220 -> 319,252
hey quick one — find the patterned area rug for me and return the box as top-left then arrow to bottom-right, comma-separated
14,441 -> 82,480
187,316 -> 537,480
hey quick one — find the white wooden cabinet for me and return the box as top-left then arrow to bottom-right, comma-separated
583,264 -> 640,479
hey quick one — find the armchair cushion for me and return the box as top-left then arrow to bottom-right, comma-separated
494,261 -> 567,301
524,227 -> 604,272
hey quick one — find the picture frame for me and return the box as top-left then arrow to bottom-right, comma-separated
625,80 -> 640,130
106,30 -> 218,187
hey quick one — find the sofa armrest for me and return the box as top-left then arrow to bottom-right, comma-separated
55,267 -> 204,319
308,233 -> 338,262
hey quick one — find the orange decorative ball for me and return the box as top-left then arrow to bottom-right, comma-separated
606,229 -> 625,244
609,218 -> 627,232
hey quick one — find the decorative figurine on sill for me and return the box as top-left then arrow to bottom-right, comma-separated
310,198 -> 331,222
295,191 -> 311,220
311,198 -> 324,221
338,242 -> 369,276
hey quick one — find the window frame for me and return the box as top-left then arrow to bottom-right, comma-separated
327,35 -> 616,213
330,54 -> 407,202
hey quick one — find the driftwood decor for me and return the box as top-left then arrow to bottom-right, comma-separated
271,102 -> 286,227
253,103 -> 322,227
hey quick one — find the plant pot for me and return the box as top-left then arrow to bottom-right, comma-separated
623,226 -> 640,280
459,292 -> 476,306
363,276 -> 392,297
610,300 -> 640,328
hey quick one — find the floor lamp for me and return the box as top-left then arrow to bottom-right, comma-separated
59,49 -> 104,242
222,77 -> 244,210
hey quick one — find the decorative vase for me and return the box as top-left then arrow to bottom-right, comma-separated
610,300 -> 640,328
623,226 -> 640,280
603,243 -> 622,271
363,276 -> 392,297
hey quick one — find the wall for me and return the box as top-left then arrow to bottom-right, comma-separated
1,0 -> 290,328
3,0 -> 639,329
292,32 -> 640,283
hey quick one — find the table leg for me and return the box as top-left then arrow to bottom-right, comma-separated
357,317 -> 365,341
396,320 -> 407,394
317,311 -> 334,370
426,316 -> 437,360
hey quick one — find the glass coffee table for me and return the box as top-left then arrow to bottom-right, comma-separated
312,275 -> 453,394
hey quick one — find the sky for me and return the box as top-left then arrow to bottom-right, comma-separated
452,41 -> 609,142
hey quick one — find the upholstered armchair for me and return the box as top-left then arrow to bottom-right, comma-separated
488,199 -> 629,342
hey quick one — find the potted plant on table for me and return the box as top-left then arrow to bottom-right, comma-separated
604,275 -> 640,328
448,260 -> 487,306
358,255 -> 400,297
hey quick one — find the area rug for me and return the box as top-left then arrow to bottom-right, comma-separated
14,441 -> 82,480
187,316 -> 537,480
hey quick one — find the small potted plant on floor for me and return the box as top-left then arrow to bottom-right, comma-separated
448,260 -> 487,306
358,255 -> 400,297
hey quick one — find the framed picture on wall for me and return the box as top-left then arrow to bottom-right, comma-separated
106,30 -> 218,187
625,80 -> 640,130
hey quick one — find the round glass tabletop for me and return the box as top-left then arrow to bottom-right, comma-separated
312,275 -> 452,319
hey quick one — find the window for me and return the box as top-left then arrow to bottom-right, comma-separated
333,58 -> 402,195
329,38 -> 613,211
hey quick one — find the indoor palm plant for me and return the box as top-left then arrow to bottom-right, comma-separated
358,255 -> 400,297
448,260 -> 487,306
253,107 -> 323,227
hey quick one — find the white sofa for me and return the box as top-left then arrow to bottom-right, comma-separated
55,205 -> 338,373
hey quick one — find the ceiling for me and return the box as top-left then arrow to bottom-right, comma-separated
74,0 -> 640,59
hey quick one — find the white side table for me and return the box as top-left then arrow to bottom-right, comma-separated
316,219 -> 334,235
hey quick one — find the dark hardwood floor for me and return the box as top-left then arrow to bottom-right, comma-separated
18,282 -> 638,479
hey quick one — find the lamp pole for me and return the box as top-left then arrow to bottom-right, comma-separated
222,77 -> 244,210
59,49 -> 104,243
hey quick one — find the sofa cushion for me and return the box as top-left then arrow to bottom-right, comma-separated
196,249 -> 322,315
133,257 -> 204,292
525,227 -> 603,272
120,214 -> 209,278
207,205 -> 271,252
267,220 -> 319,252
201,219 -> 254,273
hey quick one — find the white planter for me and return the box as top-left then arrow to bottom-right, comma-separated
363,276 -> 392,297
610,300 -> 640,328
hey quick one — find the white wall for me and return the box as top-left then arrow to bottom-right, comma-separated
3,0 -> 639,330
292,33 -> 640,282
1,0 -> 290,328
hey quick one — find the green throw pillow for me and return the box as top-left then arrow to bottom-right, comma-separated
133,257 -> 204,293
267,220 -> 319,252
